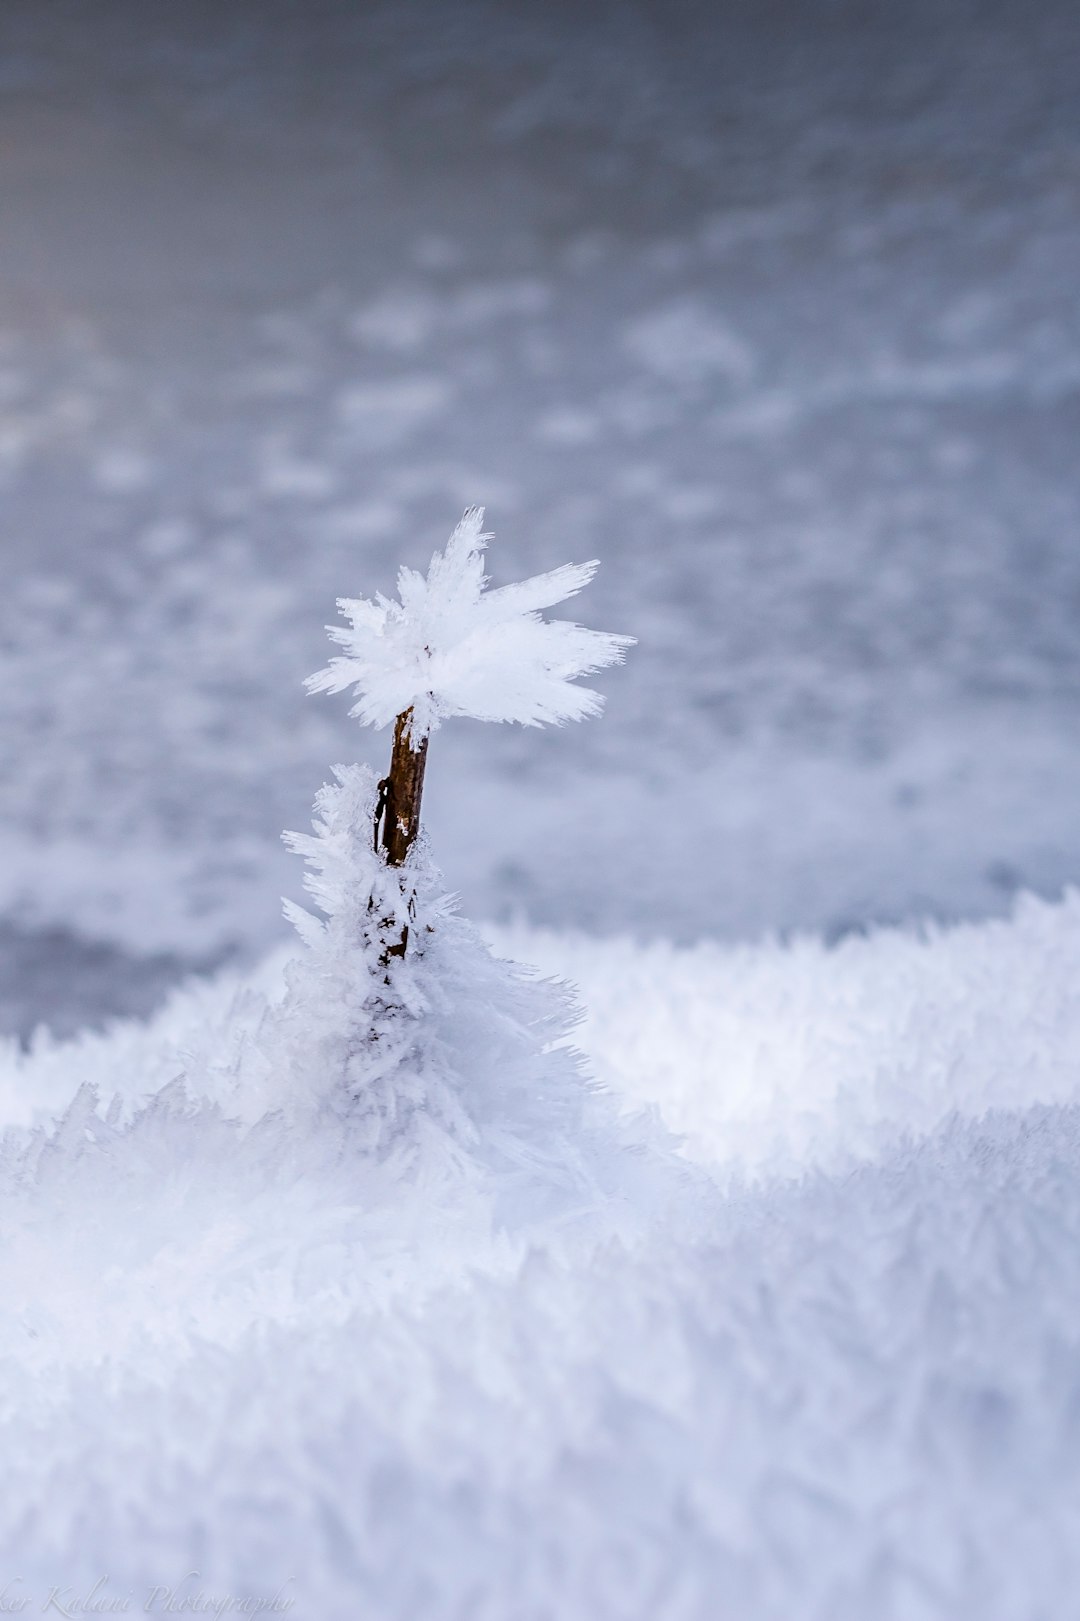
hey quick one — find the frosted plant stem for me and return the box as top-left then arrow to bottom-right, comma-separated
373,706 -> 429,960
305,508 -> 630,966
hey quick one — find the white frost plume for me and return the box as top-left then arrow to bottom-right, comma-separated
306,506 -> 634,736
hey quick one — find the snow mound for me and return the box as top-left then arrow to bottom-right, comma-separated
492,889 -> 1080,1179
2,894 -> 1080,1616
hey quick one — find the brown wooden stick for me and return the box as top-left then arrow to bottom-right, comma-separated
373,706 -> 429,960
377,708 -> 428,867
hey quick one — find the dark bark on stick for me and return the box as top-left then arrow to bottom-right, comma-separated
373,706 -> 429,960
377,708 -> 428,867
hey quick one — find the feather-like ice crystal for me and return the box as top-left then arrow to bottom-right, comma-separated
306,507 -> 634,736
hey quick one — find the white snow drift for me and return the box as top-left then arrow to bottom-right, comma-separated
2,891 -> 1080,1618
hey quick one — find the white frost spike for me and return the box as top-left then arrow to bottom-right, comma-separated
306,507 -> 634,737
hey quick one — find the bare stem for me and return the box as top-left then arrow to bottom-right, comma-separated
373,706 -> 429,960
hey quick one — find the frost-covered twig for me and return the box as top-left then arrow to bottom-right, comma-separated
305,506 -> 633,959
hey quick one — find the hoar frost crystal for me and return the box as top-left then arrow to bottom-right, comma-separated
306,505 -> 634,736
277,511 -> 644,1203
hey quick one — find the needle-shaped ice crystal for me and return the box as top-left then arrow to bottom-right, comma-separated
306,507 -> 634,738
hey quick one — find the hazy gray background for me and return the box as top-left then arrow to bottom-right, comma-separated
3,0 -> 1080,1035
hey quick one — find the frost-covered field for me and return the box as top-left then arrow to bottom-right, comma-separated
4,2 -> 1080,1615
5,895 -> 1080,1617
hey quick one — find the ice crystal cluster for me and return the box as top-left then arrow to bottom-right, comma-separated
306,506 -> 634,736
271,761 -> 673,1235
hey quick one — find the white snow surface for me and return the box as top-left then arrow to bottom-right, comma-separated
3,6 -> 1080,1612
308,506 -> 632,735
3,890 -> 1080,1618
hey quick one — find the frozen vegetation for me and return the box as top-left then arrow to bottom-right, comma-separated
3,1 -> 1080,1614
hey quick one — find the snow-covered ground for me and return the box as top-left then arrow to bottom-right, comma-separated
5,895 -> 1080,1617
4,3 -> 1080,1614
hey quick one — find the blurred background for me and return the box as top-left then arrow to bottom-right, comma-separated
2,0 -> 1080,1037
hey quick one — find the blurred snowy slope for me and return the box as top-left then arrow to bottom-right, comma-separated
2,0 -> 1080,1029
